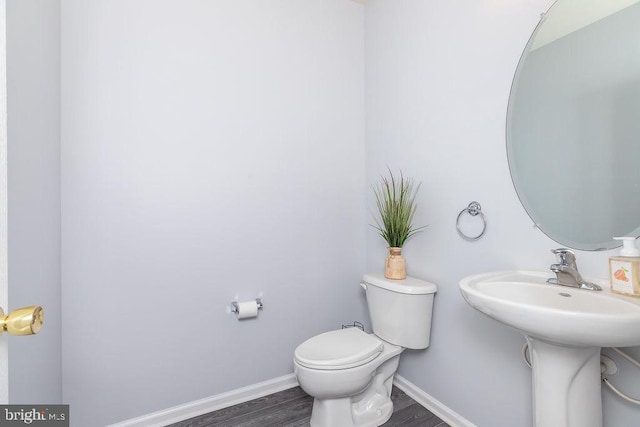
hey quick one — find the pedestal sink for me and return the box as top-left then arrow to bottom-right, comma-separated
459,270 -> 640,427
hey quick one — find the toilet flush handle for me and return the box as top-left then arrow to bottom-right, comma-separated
360,282 -> 367,290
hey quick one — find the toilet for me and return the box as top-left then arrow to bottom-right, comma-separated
293,273 -> 437,427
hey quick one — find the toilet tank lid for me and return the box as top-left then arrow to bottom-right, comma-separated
363,273 -> 437,295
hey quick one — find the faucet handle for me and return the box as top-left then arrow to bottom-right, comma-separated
551,248 -> 576,266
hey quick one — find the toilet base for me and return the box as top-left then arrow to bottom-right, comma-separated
310,395 -> 393,427
308,354 -> 400,427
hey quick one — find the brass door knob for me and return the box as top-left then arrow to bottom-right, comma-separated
0,305 -> 44,335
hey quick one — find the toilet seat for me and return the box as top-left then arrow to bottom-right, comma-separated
294,328 -> 384,370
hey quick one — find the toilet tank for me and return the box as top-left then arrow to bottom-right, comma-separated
362,273 -> 437,349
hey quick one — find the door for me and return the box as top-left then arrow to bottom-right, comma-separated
0,0 -> 46,404
0,0 -> 8,403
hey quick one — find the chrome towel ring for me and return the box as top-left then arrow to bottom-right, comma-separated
456,201 -> 486,240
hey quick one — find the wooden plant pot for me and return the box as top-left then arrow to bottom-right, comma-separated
385,247 -> 406,280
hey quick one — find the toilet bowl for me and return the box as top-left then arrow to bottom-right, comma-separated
293,274 -> 437,427
294,328 -> 403,426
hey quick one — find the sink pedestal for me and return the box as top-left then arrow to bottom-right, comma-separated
527,337 -> 602,427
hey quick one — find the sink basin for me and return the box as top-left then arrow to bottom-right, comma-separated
460,270 -> 640,427
459,270 -> 640,347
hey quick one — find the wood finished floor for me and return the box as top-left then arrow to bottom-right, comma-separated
167,386 -> 449,427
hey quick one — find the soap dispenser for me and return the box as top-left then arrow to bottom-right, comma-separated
610,237 -> 640,297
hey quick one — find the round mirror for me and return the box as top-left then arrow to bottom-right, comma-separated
507,0 -> 640,250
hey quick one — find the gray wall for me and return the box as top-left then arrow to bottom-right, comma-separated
6,0 -> 62,404
365,1 -> 640,426
60,1 -> 366,425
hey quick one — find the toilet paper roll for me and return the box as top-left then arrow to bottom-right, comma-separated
236,300 -> 259,319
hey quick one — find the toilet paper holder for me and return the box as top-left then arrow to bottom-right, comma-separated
231,298 -> 263,314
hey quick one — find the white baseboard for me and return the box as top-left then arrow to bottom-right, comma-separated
393,375 -> 476,427
108,372 -> 473,427
107,373 -> 299,427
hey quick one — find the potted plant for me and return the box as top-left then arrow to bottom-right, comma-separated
371,169 -> 425,279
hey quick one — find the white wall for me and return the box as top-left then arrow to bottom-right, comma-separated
365,1 -> 640,426
6,0 -> 62,404
60,1 -> 366,425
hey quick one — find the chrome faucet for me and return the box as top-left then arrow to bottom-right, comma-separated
547,248 -> 602,291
